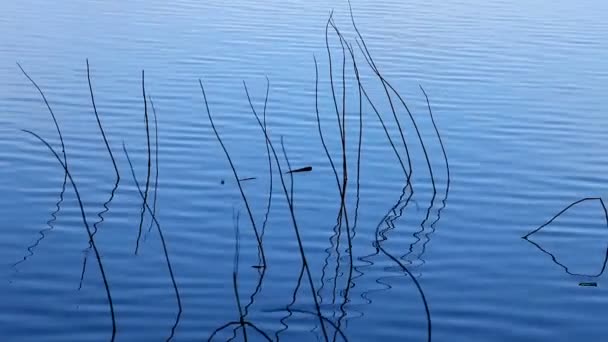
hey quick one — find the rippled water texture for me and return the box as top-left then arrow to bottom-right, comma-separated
1,0 -> 608,341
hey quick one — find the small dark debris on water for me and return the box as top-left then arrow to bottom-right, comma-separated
285,166 -> 312,174
579,282 -> 598,287
251,265 -> 264,269
239,177 -> 256,182
220,179 -> 225,185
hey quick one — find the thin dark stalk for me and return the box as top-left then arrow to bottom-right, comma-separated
135,70 -> 151,255
349,6 -> 431,339
17,63 -> 67,166
124,144 -> 182,341
361,85 -> 408,178
243,81 -> 330,342
23,130 -> 116,341
280,136 -> 294,205
236,81 -> 271,332
339,23 -> 347,197
78,248 -> 90,290
420,86 -> 449,198
376,236 -> 431,342
86,59 -> 119,181
354,35 -> 436,199
260,77 -> 273,243
315,53 -> 346,312
523,197 -> 608,276
232,210 -> 248,342
348,10 -> 438,268
198,81 -> 266,268
324,24 -> 353,326
327,24 -> 366,338
13,63 -> 70,270
523,197 -> 608,238
353,38 -> 412,182
349,9 -> 413,186
314,55 -> 342,193
413,86 -> 451,262
146,96 -> 160,236
325,11 -> 344,140
232,273 -> 248,342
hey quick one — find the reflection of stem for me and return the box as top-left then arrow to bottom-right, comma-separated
228,85 -> 272,341
525,238 -> 608,277
276,263 -> 305,341
23,130 -> 116,342
243,81 -> 330,342
232,211 -> 248,342
13,63 -> 69,272
348,4 -> 432,340
315,53 -> 345,316
81,62 -> 123,285
207,321 -> 272,342
415,87 -> 450,262
12,170 -> 67,271
80,177 -> 119,290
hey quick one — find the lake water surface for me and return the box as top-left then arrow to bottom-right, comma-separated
1,1 -> 608,341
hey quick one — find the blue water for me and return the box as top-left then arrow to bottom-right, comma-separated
1,0 -> 608,341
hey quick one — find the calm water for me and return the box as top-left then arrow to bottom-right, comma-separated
1,0 -> 608,341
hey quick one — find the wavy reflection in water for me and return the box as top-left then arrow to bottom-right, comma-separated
276,263 -> 305,341
23,130 -> 117,341
12,170 -> 67,271
402,87 -> 450,267
227,83 -> 272,342
245,80 -> 331,341
8,6 -> 455,340
80,59 -> 122,289
350,4 -> 432,340
206,210 -> 264,342
523,197 -> 608,278
79,177 -> 118,291
13,63 -> 68,272
17,63 -> 116,340
412,87 -> 451,264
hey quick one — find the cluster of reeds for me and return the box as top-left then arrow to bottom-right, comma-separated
15,62 -> 181,342
13,5 -> 450,342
